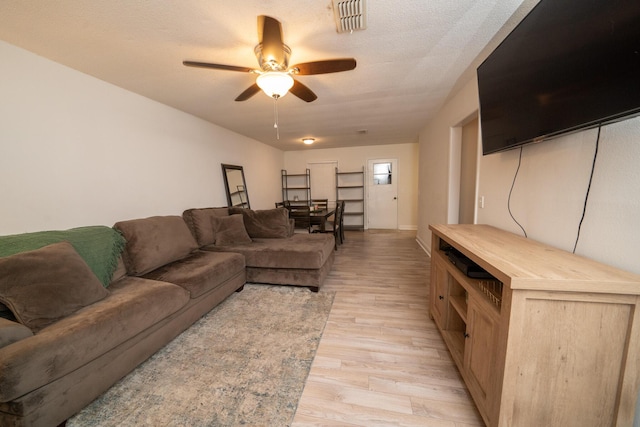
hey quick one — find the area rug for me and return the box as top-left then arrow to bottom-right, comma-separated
67,284 -> 334,427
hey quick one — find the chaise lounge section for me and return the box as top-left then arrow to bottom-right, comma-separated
182,207 -> 335,292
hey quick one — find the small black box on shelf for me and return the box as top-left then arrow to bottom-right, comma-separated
445,248 -> 495,280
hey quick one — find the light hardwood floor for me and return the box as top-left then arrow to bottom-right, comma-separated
292,230 -> 484,427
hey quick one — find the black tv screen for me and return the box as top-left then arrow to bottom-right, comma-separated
477,0 -> 640,155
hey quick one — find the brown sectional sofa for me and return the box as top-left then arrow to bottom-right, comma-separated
183,207 -> 335,292
0,207 -> 335,426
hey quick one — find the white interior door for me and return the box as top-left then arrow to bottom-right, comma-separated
367,158 -> 398,229
308,161 -> 337,207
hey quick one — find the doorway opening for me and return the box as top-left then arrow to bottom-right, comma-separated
449,113 -> 480,224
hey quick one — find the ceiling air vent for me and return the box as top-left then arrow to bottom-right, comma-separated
332,0 -> 367,33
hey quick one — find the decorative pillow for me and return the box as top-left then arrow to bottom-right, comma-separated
0,242 -> 110,332
182,207 -> 230,246
114,216 -> 199,276
228,207 -> 292,238
211,215 -> 252,246
0,226 -> 126,287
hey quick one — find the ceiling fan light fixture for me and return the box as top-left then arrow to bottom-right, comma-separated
256,72 -> 294,98
302,137 -> 315,145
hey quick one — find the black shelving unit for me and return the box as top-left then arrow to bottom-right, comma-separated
336,166 -> 365,230
281,169 -> 311,205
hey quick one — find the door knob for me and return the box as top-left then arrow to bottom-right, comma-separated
393,196 -> 397,200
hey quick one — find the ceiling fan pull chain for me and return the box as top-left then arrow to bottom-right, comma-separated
273,96 -> 280,139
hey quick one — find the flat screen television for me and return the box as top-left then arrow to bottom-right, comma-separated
477,0 -> 640,155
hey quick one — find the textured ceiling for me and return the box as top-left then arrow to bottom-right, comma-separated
0,0 -> 530,151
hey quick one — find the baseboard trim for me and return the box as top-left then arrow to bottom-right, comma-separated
416,235 -> 430,257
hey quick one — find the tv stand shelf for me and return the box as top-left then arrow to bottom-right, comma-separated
429,224 -> 640,427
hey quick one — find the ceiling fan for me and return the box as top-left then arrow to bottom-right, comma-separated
183,15 -> 357,102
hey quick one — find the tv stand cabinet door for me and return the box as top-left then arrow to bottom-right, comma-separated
465,298 -> 501,425
430,255 -> 449,329
500,290 -> 640,427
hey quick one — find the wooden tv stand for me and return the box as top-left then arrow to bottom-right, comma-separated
429,224 -> 640,427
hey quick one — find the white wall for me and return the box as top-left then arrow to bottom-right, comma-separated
418,76 -> 640,275
284,143 -> 419,230
0,41 -> 284,235
417,78 -> 479,249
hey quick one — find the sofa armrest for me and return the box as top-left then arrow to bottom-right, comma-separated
0,317 -> 33,348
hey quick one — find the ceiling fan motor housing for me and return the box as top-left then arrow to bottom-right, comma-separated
254,43 -> 291,71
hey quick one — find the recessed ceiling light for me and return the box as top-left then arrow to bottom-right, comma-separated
302,138 -> 315,145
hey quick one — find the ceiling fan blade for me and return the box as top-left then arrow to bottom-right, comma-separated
183,61 -> 255,73
290,80 -> 317,102
257,15 -> 285,65
235,84 -> 262,101
291,59 -> 357,75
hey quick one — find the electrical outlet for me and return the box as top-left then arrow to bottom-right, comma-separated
479,196 -> 485,209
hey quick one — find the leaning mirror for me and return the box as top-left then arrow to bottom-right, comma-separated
221,164 -> 250,209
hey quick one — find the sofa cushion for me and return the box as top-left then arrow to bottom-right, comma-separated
110,256 -> 127,283
202,233 -> 335,270
143,251 -> 245,298
0,277 -> 190,403
246,249 -> 335,288
212,214 -> 252,246
0,242 -> 110,332
229,207 -> 292,238
114,216 -> 199,276
182,207 -> 230,246
0,318 -> 33,349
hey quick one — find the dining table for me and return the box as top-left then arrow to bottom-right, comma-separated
309,208 -> 335,232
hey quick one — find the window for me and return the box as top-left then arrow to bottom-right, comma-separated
373,162 -> 392,185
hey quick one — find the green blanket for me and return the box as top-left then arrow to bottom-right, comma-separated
0,226 -> 126,287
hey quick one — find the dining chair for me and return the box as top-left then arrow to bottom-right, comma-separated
309,198 -> 330,234
312,200 -> 344,249
337,200 -> 345,244
311,199 -> 328,211
288,205 -> 312,233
